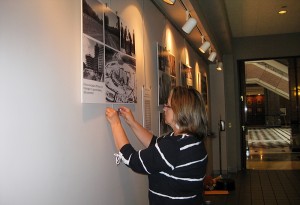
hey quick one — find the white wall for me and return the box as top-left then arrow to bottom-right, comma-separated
0,0 -> 209,204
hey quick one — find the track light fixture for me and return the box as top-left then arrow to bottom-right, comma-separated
216,61 -> 223,71
163,0 -> 176,5
208,51 -> 217,62
178,0 -> 215,58
182,17 -> 197,34
199,41 -> 210,53
182,11 -> 197,34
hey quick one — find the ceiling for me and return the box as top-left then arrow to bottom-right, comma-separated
152,0 -> 300,57
224,0 -> 300,38
245,60 -> 289,99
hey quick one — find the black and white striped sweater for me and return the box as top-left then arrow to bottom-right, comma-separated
119,132 -> 208,205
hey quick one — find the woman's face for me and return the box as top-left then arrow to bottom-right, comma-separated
163,95 -> 174,127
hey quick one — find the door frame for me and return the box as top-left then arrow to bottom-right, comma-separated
237,60 -> 247,170
238,57 -> 295,170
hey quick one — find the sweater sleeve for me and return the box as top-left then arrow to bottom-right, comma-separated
119,135 -> 179,174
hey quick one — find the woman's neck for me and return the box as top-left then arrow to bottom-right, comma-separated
173,128 -> 181,136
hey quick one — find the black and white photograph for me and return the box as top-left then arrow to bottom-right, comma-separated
82,0 -> 104,43
104,8 -> 120,51
157,44 -> 175,76
120,19 -> 136,57
81,0 -> 136,103
168,54 -> 176,77
105,46 -> 137,103
82,35 -> 104,82
157,43 -> 176,105
197,72 -> 201,91
180,62 -> 193,88
159,112 -> 172,137
158,72 -> 172,105
157,44 -> 167,72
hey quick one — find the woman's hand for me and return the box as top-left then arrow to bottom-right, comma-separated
105,107 -> 121,126
118,106 -> 153,147
118,106 -> 136,126
105,107 -> 129,150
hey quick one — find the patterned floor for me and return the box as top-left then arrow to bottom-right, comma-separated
247,128 -> 291,149
246,127 -> 300,170
204,170 -> 300,205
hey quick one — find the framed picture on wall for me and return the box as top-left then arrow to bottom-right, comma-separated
197,72 -> 201,91
157,43 -> 176,105
168,54 -> 176,77
247,97 -> 253,105
257,99 -> 262,104
81,0 -> 137,103
180,62 -> 193,88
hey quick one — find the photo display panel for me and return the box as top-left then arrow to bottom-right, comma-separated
81,0 -> 137,103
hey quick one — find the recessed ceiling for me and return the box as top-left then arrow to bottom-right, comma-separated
152,0 -> 300,55
224,0 -> 300,37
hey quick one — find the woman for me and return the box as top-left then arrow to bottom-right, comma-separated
105,86 -> 208,205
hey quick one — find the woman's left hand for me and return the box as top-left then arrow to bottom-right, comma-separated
105,107 -> 121,125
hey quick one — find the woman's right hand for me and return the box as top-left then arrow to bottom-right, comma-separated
105,107 -> 121,126
118,106 -> 136,126
118,106 -> 153,147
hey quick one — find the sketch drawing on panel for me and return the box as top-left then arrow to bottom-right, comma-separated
105,47 -> 137,103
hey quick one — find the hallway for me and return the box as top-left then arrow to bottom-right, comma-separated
204,127 -> 300,205
204,170 -> 300,205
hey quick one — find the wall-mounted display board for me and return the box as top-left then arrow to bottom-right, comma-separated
180,62 -> 193,88
81,0 -> 137,103
157,43 -> 176,106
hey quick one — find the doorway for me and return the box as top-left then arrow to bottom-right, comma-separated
239,58 -> 300,170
